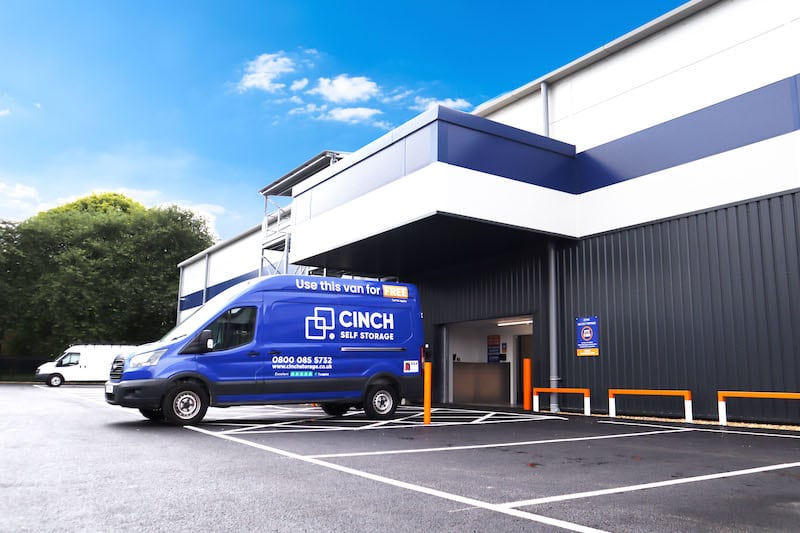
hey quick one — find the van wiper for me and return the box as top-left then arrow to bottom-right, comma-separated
170,334 -> 187,341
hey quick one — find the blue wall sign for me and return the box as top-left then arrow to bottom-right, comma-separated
575,316 -> 600,357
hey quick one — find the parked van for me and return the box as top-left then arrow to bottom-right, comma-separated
36,345 -> 136,387
105,275 -> 424,425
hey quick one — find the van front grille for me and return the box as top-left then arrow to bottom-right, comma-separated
109,356 -> 124,381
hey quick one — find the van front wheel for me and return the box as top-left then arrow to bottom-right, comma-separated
46,374 -> 64,387
363,386 -> 398,419
162,383 -> 208,425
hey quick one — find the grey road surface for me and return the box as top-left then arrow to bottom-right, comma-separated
2,384 -> 800,532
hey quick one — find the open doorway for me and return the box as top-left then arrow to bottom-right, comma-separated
444,316 -> 533,406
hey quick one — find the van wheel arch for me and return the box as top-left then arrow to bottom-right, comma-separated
365,375 -> 402,397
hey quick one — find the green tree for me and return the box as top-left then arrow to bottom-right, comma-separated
0,193 -> 214,357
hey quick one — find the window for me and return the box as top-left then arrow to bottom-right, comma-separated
59,353 -> 80,367
206,306 -> 256,351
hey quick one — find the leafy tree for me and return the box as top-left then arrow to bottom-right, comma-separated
0,193 -> 214,357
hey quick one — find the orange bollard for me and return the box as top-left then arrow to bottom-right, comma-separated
423,361 -> 432,425
523,358 -> 532,411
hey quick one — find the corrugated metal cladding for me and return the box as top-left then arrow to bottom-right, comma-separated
557,190 -> 800,423
412,190 -> 799,423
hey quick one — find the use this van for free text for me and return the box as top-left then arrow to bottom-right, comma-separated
105,275 -> 424,425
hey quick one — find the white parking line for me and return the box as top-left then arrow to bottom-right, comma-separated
472,412 -> 496,424
500,461 -> 800,508
186,425 -> 608,533
306,428 -> 693,459
600,419 -> 800,439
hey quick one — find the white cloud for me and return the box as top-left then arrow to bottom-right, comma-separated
272,95 -> 304,105
290,78 -> 309,91
372,120 -> 393,131
233,49 -> 473,132
0,146 -> 258,241
320,107 -> 383,125
237,52 -> 295,93
309,75 -> 379,103
411,96 -> 472,112
381,89 -> 414,104
0,108 -> 10,117
289,103 -> 327,116
0,182 -> 40,220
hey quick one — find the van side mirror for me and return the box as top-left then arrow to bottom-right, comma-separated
181,329 -> 214,354
201,329 -> 214,351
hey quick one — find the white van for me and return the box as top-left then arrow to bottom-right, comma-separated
36,345 -> 136,387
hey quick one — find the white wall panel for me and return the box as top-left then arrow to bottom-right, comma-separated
179,260 -> 207,297
290,162 -> 577,263
552,11 -> 800,150
484,0 -> 800,151
205,230 -> 262,286
291,130 -> 800,262
575,130 -> 800,236
483,94 -> 544,136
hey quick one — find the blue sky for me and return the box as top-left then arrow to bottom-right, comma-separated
0,0 -> 686,240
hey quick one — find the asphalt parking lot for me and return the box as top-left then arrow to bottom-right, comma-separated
2,383 -> 799,532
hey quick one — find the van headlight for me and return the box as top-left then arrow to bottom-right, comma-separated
128,349 -> 167,369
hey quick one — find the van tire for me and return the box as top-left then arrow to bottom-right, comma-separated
162,382 -> 208,425
139,408 -> 164,422
46,374 -> 64,387
321,403 -> 350,417
363,385 -> 398,419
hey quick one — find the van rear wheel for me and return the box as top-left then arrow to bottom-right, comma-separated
363,385 -> 398,420
162,382 -> 208,426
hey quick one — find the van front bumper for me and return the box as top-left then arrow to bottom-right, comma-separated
105,379 -> 169,409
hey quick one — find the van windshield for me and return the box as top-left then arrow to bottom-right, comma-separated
160,279 -> 261,343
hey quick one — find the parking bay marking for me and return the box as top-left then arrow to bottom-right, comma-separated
187,425 -> 609,533
601,419 -> 800,439
500,461 -> 800,509
204,407 -> 565,434
307,427 -> 693,459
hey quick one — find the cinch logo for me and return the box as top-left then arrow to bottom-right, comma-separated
306,307 -> 336,340
304,307 -> 397,341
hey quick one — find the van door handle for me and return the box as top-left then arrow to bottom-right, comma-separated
248,351 -> 260,357
268,350 -> 280,355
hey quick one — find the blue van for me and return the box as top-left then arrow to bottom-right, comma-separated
105,275 -> 424,425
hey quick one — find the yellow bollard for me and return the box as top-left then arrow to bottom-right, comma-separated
423,361 -> 432,425
523,358 -> 532,411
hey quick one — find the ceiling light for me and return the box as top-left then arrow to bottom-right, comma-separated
497,319 -> 533,327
